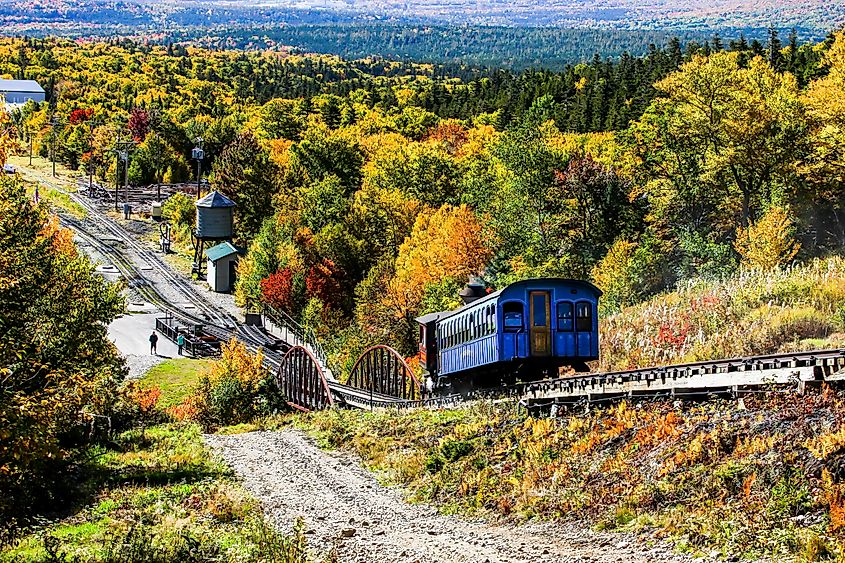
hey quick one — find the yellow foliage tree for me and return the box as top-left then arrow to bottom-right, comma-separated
803,31 -> 845,187
394,204 -> 493,304
211,338 -> 266,391
733,206 -> 800,269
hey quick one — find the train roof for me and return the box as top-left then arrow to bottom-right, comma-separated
415,278 -> 602,324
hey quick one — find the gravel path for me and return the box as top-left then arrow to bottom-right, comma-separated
206,429 -> 709,563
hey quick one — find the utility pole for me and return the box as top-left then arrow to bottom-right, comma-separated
192,137 -> 204,199
114,132 -> 121,211
114,135 -> 135,218
28,127 -> 33,166
48,117 -> 61,178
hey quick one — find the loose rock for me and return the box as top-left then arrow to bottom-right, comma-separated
205,429 -> 722,563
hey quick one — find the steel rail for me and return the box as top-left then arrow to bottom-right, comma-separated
68,184 -> 236,329
61,214 -> 286,372
58,182 -> 845,413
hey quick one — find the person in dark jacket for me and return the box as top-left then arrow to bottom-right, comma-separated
149,331 -> 158,355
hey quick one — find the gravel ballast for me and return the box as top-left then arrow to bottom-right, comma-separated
205,429 -> 711,563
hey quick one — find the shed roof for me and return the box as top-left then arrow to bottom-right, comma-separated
0,79 -> 45,94
205,241 -> 243,262
196,190 -> 236,208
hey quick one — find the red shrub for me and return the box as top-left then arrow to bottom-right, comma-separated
128,108 -> 150,142
69,108 -> 94,124
261,268 -> 296,312
305,259 -> 343,309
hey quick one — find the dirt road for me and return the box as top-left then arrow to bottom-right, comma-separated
206,429 -> 707,563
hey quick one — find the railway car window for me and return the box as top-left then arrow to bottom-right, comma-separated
557,302 -> 574,331
484,306 -> 490,335
503,302 -> 523,331
576,302 -> 593,332
532,294 -> 547,327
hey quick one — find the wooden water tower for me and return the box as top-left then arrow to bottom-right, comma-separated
192,190 -> 236,276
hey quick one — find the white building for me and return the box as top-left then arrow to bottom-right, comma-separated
205,241 -> 243,293
0,79 -> 45,107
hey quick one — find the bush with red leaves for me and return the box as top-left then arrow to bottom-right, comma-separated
69,108 -> 94,125
260,268 -> 296,313
305,259 -> 344,309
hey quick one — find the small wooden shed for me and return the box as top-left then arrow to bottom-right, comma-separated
204,241 -> 243,293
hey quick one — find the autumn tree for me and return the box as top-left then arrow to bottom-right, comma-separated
363,138 -> 460,208
357,205 -> 493,353
628,51 -> 805,275
734,206 -> 800,269
260,268 -> 298,313
128,107 -> 150,142
0,176 -> 125,520
550,154 -> 640,275
802,31 -> 845,248
235,215 -> 297,308
490,123 -> 565,270
257,98 -> 307,141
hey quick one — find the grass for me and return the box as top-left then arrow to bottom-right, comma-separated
8,155 -> 88,218
0,423 -> 309,563
297,389 -> 845,561
599,258 -> 845,371
141,358 -> 215,408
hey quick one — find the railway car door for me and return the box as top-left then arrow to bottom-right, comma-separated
529,291 -> 551,357
575,301 -> 593,357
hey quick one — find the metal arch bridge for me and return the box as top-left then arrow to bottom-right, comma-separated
276,344 -> 845,412
277,344 -> 423,411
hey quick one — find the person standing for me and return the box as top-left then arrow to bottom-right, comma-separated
149,331 -> 158,355
177,333 -> 185,356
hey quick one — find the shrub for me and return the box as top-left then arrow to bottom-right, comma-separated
734,206 -> 800,269
171,340 -> 284,430
162,192 -> 195,229
591,234 -> 669,313
260,268 -> 297,313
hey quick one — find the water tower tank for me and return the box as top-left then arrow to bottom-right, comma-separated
195,191 -> 236,240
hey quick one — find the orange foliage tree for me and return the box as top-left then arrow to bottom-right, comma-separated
357,204 -> 493,353
394,204 -> 493,301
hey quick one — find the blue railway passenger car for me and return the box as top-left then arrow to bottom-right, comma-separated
416,279 -> 601,387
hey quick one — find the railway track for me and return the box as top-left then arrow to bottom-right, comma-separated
56,183 -> 287,372
48,177 -> 845,414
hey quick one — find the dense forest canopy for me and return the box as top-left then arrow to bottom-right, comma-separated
1,30 -> 843,373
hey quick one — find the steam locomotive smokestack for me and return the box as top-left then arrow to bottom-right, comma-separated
459,276 -> 486,305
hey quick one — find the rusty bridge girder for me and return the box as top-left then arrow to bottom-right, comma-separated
347,345 -> 421,401
277,346 -> 333,411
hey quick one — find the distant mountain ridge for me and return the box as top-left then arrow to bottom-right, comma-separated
2,0 -> 843,30
147,0 -> 844,29
0,0 -> 839,69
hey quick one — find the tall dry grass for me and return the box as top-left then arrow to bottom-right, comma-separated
599,257 -> 845,371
